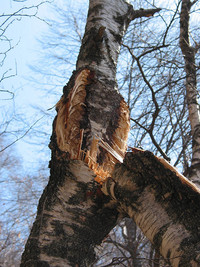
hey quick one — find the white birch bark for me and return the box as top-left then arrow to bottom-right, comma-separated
20,1 -> 169,266
102,151 -> 200,267
180,0 -> 200,186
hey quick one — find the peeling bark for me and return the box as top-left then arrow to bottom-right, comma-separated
102,151 -> 200,267
179,0 -> 200,186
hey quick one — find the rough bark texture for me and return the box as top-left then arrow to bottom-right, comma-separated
20,156 -> 119,267
21,0 -> 133,265
55,0 -> 132,178
20,0 -> 193,266
102,151 -> 200,267
180,0 -> 200,186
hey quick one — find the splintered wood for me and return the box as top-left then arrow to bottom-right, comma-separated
83,137 -> 110,184
55,68 -> 130,183
55,69 -> 90,159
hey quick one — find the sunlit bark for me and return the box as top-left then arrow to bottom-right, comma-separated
102,151 -> 200,267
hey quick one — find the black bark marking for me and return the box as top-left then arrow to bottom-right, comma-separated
166,249 -> 171,263
62,70 -> 77,98
77,27 -> 105,66
179,236 -> 200,266
87,4 -> 103,18
83,81 -> 124,150
122,152 -> 200,233
153,223 -> 171,250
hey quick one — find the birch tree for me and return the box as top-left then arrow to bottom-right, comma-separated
180,0 -> 200,186
21,1 -> 200,266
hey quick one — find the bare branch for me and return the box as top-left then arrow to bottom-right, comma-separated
130,8 -> 162,20
131,118 -> 170,161
190,0 -> 200,6
162,0 -> 181,45
0,116 -> 45,153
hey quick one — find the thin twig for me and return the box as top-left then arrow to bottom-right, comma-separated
0,115 -> 45,153
131,118 -> 170,161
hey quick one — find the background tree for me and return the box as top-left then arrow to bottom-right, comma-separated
0,138 -> 47,266
180,0 -> 200,185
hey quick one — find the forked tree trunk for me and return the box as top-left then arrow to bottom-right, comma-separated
21,1 -> 200,266
180,0 -> 200,186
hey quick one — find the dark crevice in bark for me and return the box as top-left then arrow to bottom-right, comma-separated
153,223 -> 171,250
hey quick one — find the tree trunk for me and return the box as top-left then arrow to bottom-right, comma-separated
179,0 -> 200,186
20,158 -> 120,267
20,1 -> 200,266
20,1 -> 160,266
124,218 -> 142,267
102,150 -> 200,267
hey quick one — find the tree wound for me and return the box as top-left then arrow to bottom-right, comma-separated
55,68 -> 130,183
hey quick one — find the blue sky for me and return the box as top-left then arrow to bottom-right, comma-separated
1,0 -> 58,170
0,0 -> 90,171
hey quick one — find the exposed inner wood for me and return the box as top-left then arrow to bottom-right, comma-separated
56,69 -> 197,189
56,68 -> 91,159
55,68 -> 130,183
